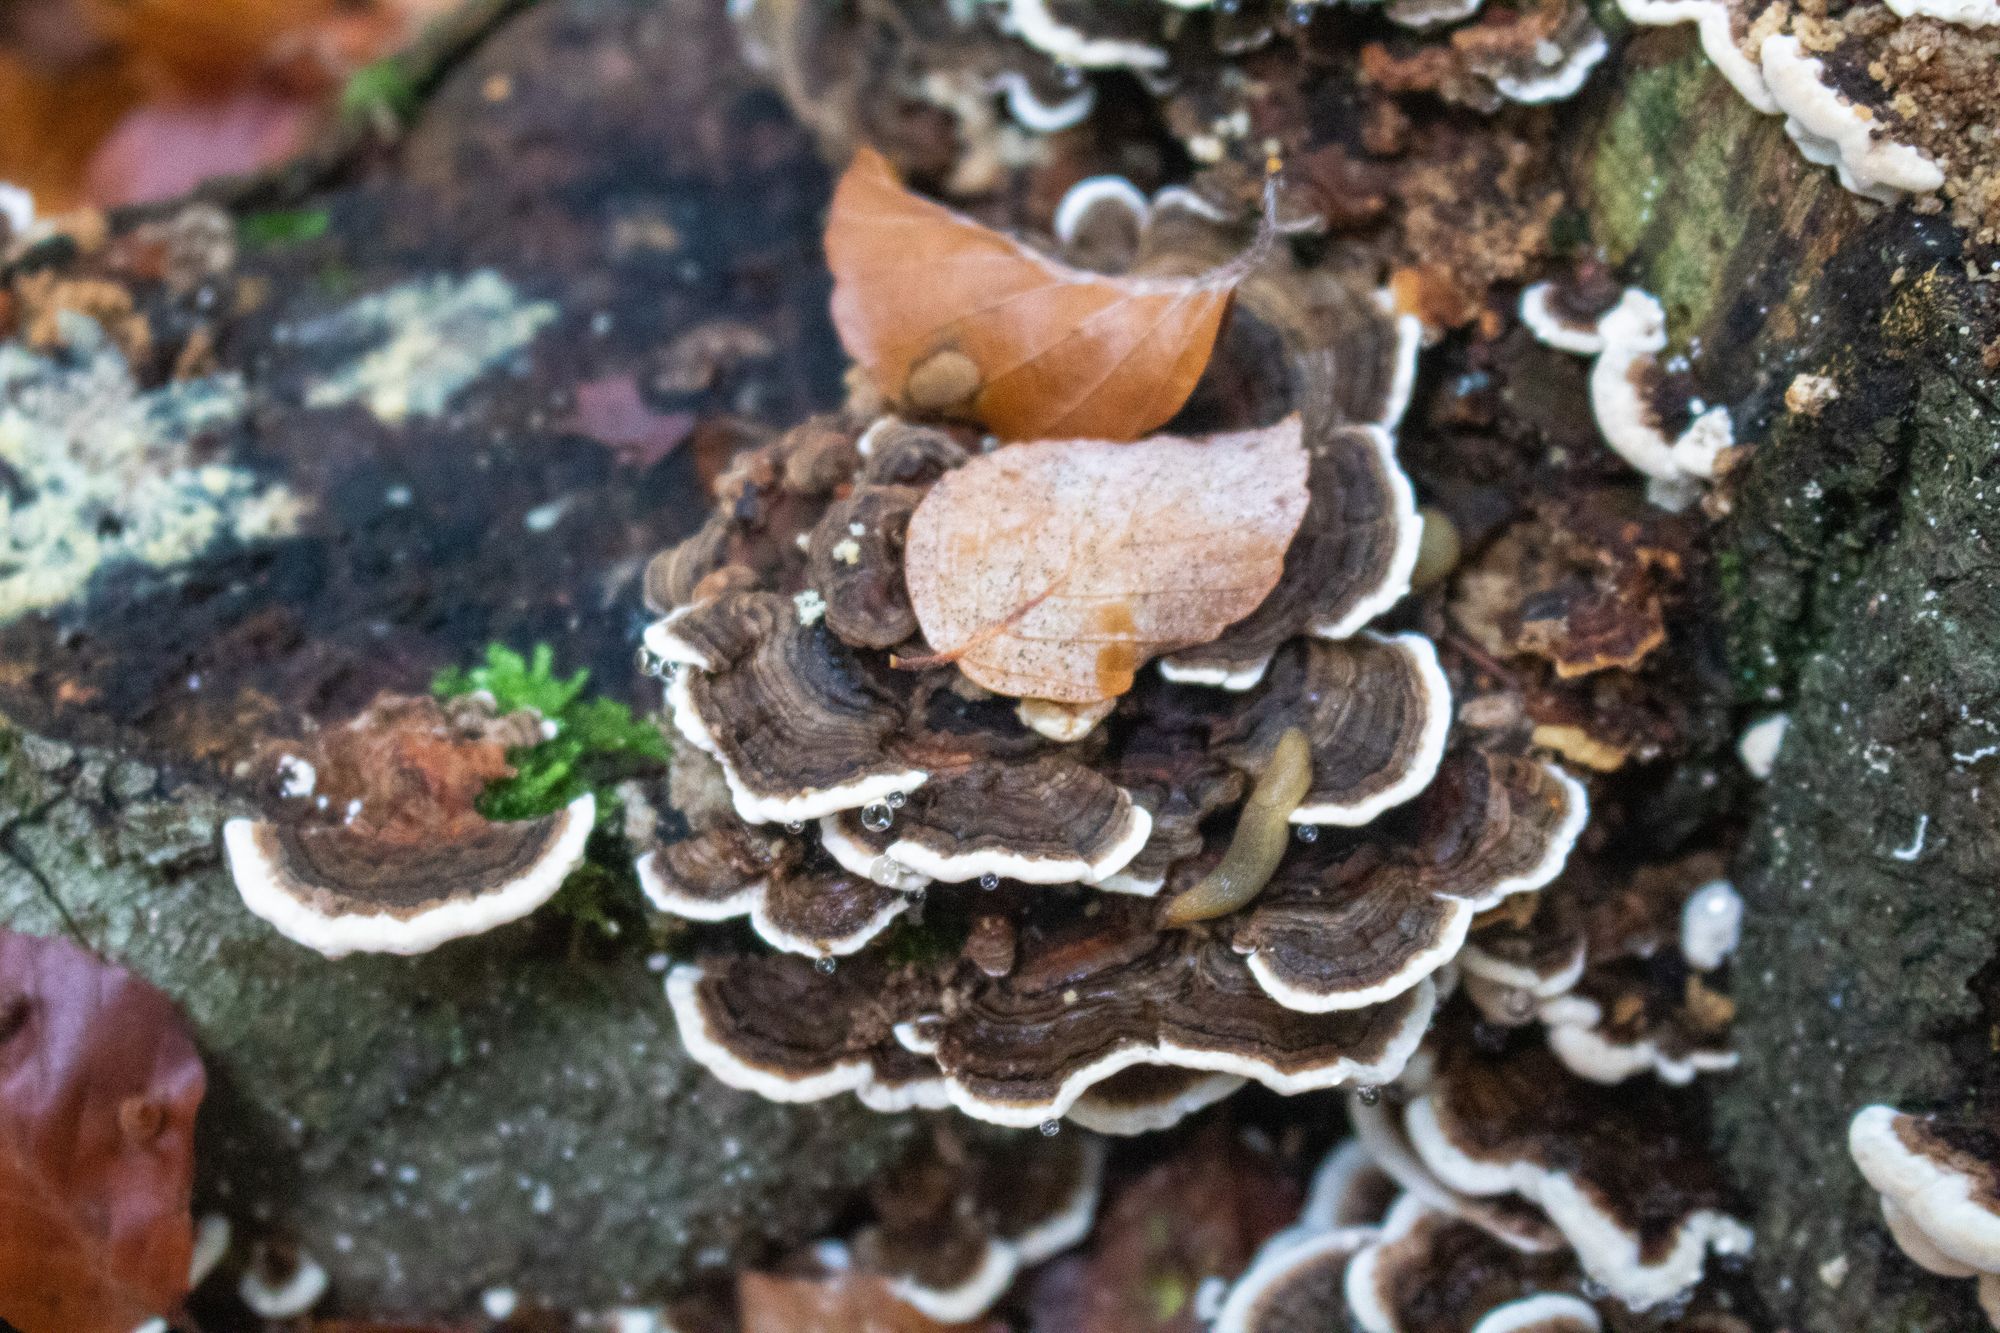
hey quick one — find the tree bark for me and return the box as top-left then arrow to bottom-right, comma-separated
1577,25 -> 2000,1331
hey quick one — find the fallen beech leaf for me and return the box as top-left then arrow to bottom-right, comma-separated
83,90 -> 317,207
737,1271 -> 1003,1333
0,929 -> 205,1333
826,145 -> 1254,442
562,374 -> 696,470
902,416 -> 1309,703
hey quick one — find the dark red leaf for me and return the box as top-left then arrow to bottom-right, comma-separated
0,929 -> 205,1333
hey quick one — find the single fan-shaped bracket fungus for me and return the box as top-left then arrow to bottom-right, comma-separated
222,694 -> 595,958
1519,281 -> 1737,512
1850,1105 -> 2000,1326
1758,36 -> 1945,204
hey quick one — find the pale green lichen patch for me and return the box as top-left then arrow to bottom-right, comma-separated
1589,42 -> 1768,338
300,270 -> 559,423
0,313 -> 306,624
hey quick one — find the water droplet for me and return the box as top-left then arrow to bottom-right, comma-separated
861,802 -> 894,832
886,790 -> 907,809
814,957 -> 837,975
1039,1119 -> 1062,1136
1355,1085 -> 1381,1106
785,821 -> 804,835
1294,824 -> 1320,843
979,873 -> 1001,891
1057,65 -> 1085,88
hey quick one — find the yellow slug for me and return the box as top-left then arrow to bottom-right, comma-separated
1161,726 -> 1313,927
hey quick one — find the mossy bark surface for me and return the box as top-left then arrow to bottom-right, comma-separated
0,0 -> 917,1315
1581,27 -> 2000,1332
0,721 -> 916,1314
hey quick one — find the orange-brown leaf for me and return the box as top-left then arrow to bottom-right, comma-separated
902,416 -> 1309,704
0,930 -> 205,1333
826,145 -> 1243,443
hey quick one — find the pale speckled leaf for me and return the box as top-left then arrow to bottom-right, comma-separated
902,418 -> 1309,704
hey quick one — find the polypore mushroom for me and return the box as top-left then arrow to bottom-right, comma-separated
1850,1105 -> 2000,1325
1455,0 -> 1610,105
1401,1041 -> 1753,1310
1521,283 -> 1735,512
1460,898 -> 1588,1030
1758,36 -> 1944,204
1065,1066 -> 1248,1135
819,753 -> 1152,888
1612,0 -> 1776,112
1212,1141 -> 1590,1333
641,170 -> 1587,1138
853,1127 -> 1106,1322
1532,856 -> 1742,1086
1348,1080 -> 1567,1252
1227,751 -> 1587,1014
1345,1195 -> 1585,1333
223,694 -> 595,958
663,589 -> 929,825
238,1240 -> 329,1320
636,822 -> 913,957
668,901 -> 1439,1128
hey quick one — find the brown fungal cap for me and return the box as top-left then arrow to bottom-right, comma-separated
636,826 -> 913,958
806,481 -> 924,649
664,589 -> 929,824
1348,1084 -> 1567,1254
819,753 -> 1152,887
1850,1106 -> 2000,1291
1460,898 -> 1588,1029
667,902 -> 1437,1129
854,1127 -> 1106,1322
223,695 -> 595,958
1099,724 -> 1249,896
1218,632 -> 1451,828
1403,1041 -> 1752,1310
1231,752 -> 1586,1013
1214,1228 -> 1370,1333
1534,856 -> 1741,1085
1213,1140 -> 1579,1333
1345,1194 -> 1584,1333
1065,1066 -> 1246,1136
1162,420 -> 1422,689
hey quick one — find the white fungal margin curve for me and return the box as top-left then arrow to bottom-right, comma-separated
1760,36 -> 1945,204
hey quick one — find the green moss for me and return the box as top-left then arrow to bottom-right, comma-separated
341,57 -> 421,124
238,208 -> 331,248
434,643 -> 668,821
1588,43 -> 1764,338
435,643 -> 671,934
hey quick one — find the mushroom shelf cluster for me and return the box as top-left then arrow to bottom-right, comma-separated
639,196 -> 1599,1131
1213,1067 -> 1754,1330
631,159 -> 1760,1310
